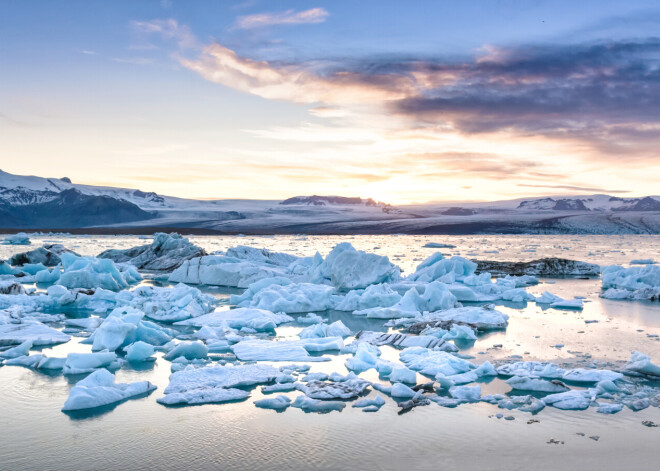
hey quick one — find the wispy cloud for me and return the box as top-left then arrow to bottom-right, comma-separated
517,184 -> 630,194
130,18 -> 197,49
235,8 -> 329,29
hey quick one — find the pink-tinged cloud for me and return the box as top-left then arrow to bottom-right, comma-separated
179,43 -> 413,104
235,8 -> 329,29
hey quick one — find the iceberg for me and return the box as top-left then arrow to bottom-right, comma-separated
299,321 -> 351,339
296,378 -> 370,400
0,339 -> 32,359
231,338 -> 342,362
254,395 -> 291,410
449,385 -> 481,402
621,351 -> 660,379
62,369 -> 156,411
355,282 -> 457,319
159,387 -> 250,406
175,308 -> 293,332
124,341 -> 156,362
62,352 -> 120,375
168,252 -> 288,288
405,306 -> 508,332
354,330 -> 458,352
308,243 -> 400,290
0,320 -> 70,346
0,280 -> 25,295
164,341 -> 209,361
543,390 -> 592,410
496,361 -> 566,379
98,232 -> 205,271
291,395 -> 345,413
2,232 -> 31,245
9,243 -> 77,267
601,264 -> 660,301
352,394 -> 386,410
57,253 -> 141,291
399,347 -> 476,378
506,376 -> 569,393
561,368 -> 623,383
240,282 -> 334,313
159,363 -> 278,405
333,283 -> 401,312
344,342 -> 380,372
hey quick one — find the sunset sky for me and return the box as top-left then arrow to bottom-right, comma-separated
1,0 -> 659,204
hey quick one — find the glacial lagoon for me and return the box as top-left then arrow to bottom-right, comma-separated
1,233 -> 659,471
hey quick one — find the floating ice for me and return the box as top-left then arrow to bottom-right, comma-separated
389,366 -> 417,383
0,319 -> 70,346
62,369 -> 156,411
407,255 -> 477,283
291,395 -> 345,413
296,378 -> 370,399
57,253 -> 141,291
159,363 -> 279,405
2,233 -> 31,245
404,306 -> 509,332
561,368 -> 623,383
175,308 -> 292,332
62,352 -> 120,375
621,351 -> 660,379
168,248 -> 292,288
98,233 -> 205,271
449,385 -> 481,402
231,338 -> 342,362
355,282 -> 457,318
0,339 -> 32,359
0,280 -> 25,295
334,283 -> 401,312
601,264 -> 660,301
506,376 -> 569,393
254,395 -> 291,410
496,361 -> 566,379
124,341 -> 155,362
390,383 -> 418,399
352,394 -> 386,410
9,244 -> 76,267
299,320 -> 351,338
399,347 -> 476,378
542,390 -> 593,410
164,341 -> 208,361
308,242 -> 400,290
344,342 -> 380,372
239,282 -> 334,313
354,330 -> 458,352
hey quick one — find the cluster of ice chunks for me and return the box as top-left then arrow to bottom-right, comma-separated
601,264 -> 660,301
1,238 -> 660,417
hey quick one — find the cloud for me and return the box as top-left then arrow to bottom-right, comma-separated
179,43 -> 413,104
130,18 -> 197,49
517,184 -> 630,194
235,8 -> 329,29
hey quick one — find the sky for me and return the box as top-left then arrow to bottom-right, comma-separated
1,0 -> 660,205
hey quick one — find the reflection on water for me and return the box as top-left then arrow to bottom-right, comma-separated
0,234 -> 659,470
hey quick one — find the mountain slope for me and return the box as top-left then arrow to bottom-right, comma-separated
0,169 -> 658,234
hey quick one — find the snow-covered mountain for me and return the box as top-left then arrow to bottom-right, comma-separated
1,169 -> 659,234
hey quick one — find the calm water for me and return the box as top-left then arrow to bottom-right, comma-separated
1,234 -> 659,471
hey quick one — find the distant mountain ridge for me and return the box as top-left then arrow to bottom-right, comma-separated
0,169 -> 658,234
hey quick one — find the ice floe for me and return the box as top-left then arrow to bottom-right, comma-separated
62,369 -> 155,411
